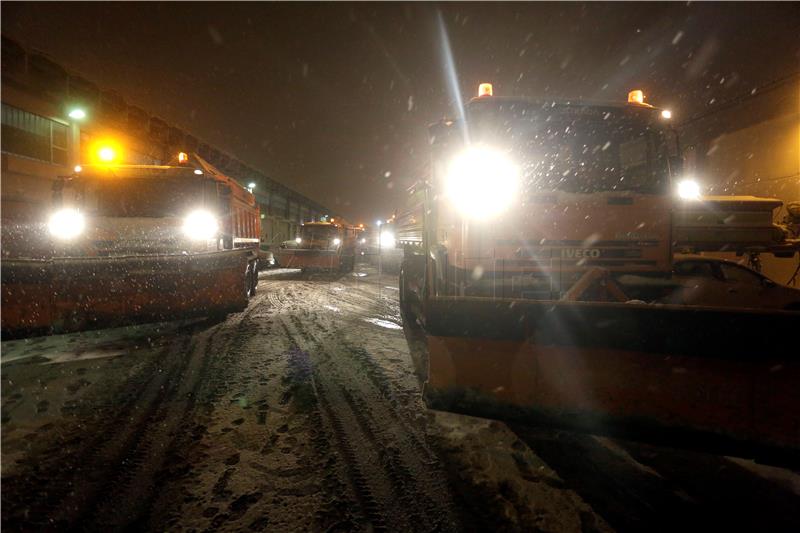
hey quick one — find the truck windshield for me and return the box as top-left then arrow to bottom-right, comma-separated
470,105 -> 671,194
300,225 -> 339,241
82,178 -> 205,217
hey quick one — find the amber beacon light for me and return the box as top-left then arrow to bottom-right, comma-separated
627,89 -> 645,104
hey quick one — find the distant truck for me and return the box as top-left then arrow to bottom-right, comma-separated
274,220 -> 362,273
359,223 -> 403,274
1,153 -> 260,337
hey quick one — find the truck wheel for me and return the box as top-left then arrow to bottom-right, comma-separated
245,264 -> 256,298
250,260 -> 258,295
399,265 -> 412,317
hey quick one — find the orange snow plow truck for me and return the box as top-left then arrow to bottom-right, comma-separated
396,84 -> 800,463
275,220 -> 362,273
1,153 -> 260,338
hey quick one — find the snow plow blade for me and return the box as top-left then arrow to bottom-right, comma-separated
275,249 -> 341,271
2,250 -> 251,339
423,297 -> 800,462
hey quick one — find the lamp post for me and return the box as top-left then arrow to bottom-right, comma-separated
67,107 -> 86,169
376,220 -> 383,298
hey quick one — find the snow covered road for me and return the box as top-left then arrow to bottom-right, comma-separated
2,265 -> 797,531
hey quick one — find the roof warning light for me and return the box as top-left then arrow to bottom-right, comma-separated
627,89 -> 645,105
478,83 -> 493,97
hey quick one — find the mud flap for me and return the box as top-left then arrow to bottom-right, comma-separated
2,250 -> 251,338
422,296 -> 800,460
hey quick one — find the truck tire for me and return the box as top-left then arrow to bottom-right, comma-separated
245,263 -> 257,298
251,259 -> 258,296
399,264 -> 412,317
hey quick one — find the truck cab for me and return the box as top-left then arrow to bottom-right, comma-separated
409,86 -> 679,303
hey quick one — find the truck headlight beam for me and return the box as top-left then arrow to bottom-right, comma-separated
380,231 -> 396,248
182,209 -> 219,240
445,147 -> 520,219
48,208 -> 86,240
677,179 -> 702,200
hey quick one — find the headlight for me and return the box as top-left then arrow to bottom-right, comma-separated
677,179 -> 701,200
48,208 -> 85,240
445,147 -> 520,219
182,209 -> 218,240
332,238 -> 341,245
295,237 -> 302,244
380,231 -> 396,248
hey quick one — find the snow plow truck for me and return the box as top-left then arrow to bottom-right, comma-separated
396,84 -> 800,464
1,153 -> 260,338
275,220 -> 362,273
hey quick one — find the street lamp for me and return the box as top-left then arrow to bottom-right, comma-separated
68,108 -> 86,120
67,108 -> 86,169
376,220 -> 384,296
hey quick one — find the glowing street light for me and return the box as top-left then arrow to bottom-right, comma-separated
68,108 -> 87,120
248,182 -> 256,189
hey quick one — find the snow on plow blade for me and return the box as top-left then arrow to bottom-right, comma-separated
2,250 -> 250,338
424,297 -> 800,462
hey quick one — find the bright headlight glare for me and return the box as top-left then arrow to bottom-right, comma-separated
677,179 -> 701,200
48,208 -> 85,240
380,231 -> 396,248
295,237 -> 302,244
183,209 -> 218,240
446,147 -> 520,219
332,238 -> 341,245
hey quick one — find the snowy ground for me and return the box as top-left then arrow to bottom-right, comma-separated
2,264 -> 798,531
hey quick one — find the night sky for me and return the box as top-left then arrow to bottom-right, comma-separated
3,2 -> 798,222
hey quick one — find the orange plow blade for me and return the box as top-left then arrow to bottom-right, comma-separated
2,250 -> 251,338
423,297 -> 800,463
275,250 -> 341,271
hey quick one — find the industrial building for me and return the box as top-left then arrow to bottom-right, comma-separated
1,36 -> 333,246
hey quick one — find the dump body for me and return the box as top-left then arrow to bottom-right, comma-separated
1,156 -> 260,337
275,221 -> 360,272
397,91 -> 800,460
